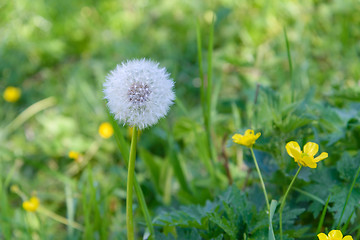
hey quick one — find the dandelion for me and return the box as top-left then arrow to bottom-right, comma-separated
3,86 -> 21,103
103,59 -> 174,239
317,230 -> 353,240
103,59 -> 175,129
286,141 -> 328,168
98,122 -> 114,139
23,196 -> 40,212
232,129 -> 261,147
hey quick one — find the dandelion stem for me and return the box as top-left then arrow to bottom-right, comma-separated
250,148 -> 270,211
279,166 -> 302,240
126,126 -> 138,240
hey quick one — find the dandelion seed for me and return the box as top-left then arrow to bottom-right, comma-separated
103,59 -> 175,129
286,141 -> 328,168
232,129 -> 261,148
98,122 -> 114,139
23,196 -> 40,212
317,230 -> 353,240
3,86 -> 21,103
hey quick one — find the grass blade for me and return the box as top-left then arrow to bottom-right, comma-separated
283,27 -> 294,102
268,200 -> 277,240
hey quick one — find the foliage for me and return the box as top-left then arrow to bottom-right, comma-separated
1,0 -> 360,239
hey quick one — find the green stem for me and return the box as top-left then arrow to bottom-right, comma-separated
279,166 -> 302,240
316,195 -> 330,234
250,148 -> 270,211
108,114 -> 155,238
126,126 -> 138,240
336,164 -> 360,229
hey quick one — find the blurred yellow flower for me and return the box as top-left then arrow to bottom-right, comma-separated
68,151 -> 80,161
286,141 -> 328,168
98,122 -> 114,139
3,86 -> 21,103
317,230 -> 353,240
232,129 -> 261,147
23,196 -> 40,212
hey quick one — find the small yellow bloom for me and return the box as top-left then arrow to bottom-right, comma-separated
3,86 -> 21,103
286,141 -> 328,168
22,196 -> 40,212
232,129 -> 261,148
317,230 -> 353,240
98,122 -> 114,139
68,151 -> 80,161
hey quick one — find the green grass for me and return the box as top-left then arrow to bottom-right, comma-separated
1,0 -> 360,239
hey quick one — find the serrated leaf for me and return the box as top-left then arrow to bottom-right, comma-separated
329,185 -> 360,226
336,152 -> 360,182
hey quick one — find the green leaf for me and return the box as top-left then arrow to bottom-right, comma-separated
336,152 -> 360,182
268,200 -> 277,240
329,185 -> 360,226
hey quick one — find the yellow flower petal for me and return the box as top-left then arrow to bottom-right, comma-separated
22,197 -> 40,212
68,151 -> 80,160
286,141 -> 301,159
343,236 -> 353,240
328,230 -> 343,239
244,129 -> 254,136
232,134 -> 243,144
232,130 -> 260,147
98,122 -> 114,139
303,142 -> 319,157
254,132 -> 261,140
302,155 -> 317,168
314,152 -> 328,162
317,233 -> 329,240
3,86 -> 21,103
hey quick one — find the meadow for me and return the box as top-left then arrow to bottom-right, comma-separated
1,0 -> 360,239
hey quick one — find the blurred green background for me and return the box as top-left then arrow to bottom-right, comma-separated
1,0 -> 360,239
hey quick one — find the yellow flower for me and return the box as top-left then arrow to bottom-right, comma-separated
68,151 -> 80,161
3,86 -> 21,103
232,129 -> 261,147
286,141 -> 328,168
317,230 -> 353,240
98,122 -> 114,139
22,196 -> 40,212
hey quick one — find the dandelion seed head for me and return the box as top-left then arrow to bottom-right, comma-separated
103,59 -> 175,129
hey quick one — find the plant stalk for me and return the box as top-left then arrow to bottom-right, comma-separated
126,126 -> 138,240
250,148 -> 270,211
279,166 -> 302,240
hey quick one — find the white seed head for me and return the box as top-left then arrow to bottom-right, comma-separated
103,59 -> 175,129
